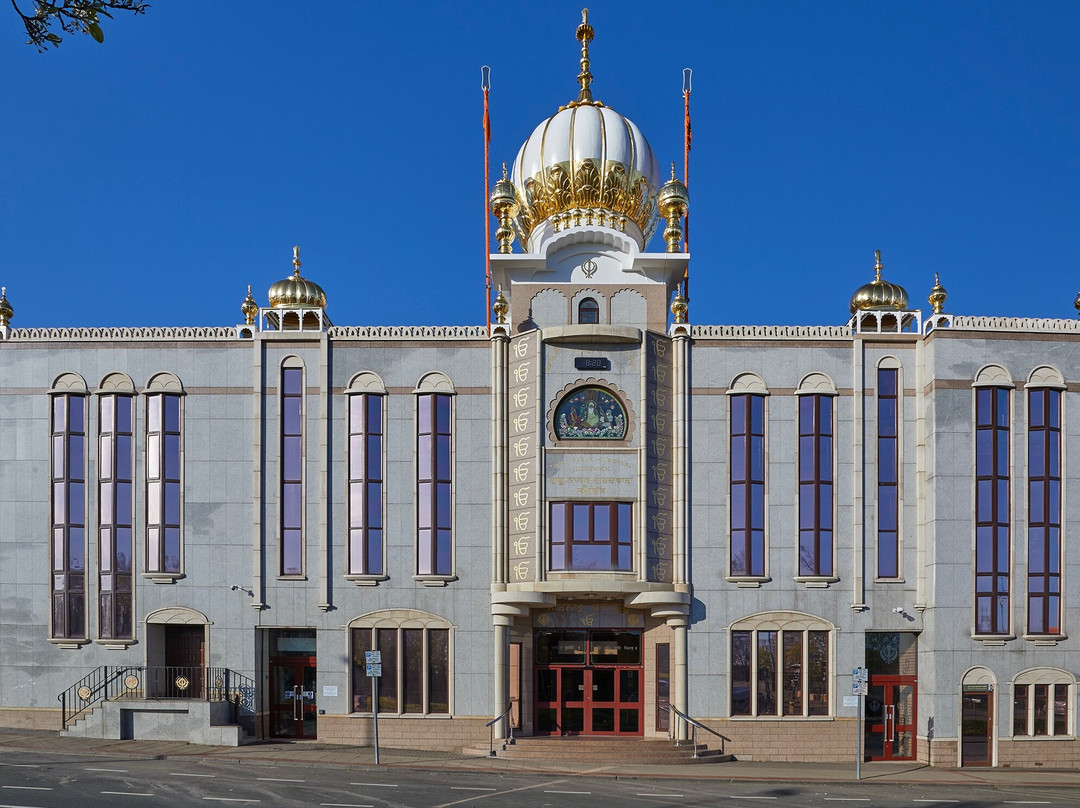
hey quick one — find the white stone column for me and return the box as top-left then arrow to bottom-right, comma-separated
492,617 -> 511,740
490,326 -> 510,735
673,618 -> 689,740
670,323 -> 690,740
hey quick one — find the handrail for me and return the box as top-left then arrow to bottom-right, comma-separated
485,701 -> 516,757
662,704 -> 729,759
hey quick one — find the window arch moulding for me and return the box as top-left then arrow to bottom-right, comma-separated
973,364 -> 1014,388
727,372 -> 769,395
1026,366 -> 1065,389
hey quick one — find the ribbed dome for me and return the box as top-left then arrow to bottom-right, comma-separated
268,248 -> 326,309
849,252 -> 909,315
510,103 -> 661,251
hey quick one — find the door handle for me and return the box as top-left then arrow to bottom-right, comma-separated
886,705 -> 895,742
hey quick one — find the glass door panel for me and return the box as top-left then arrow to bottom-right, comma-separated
591,668 -> 616,732
865,676 -> 917,761
961,689 -> 992,767
561,668 -> 584,733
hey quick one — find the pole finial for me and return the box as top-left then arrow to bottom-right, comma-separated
873,250 -> 883,281
575,8 -> 594,104
292,245 -> 302,275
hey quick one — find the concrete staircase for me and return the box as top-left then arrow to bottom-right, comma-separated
468,736 -> 733,764
62,698 -> 248,746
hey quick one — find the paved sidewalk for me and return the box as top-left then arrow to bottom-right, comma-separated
1,729 -> 1079,788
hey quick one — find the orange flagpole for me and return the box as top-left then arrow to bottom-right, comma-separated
482,66 -> 492,330
682,67 -> 692,301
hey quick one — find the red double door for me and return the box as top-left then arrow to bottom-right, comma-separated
534,629 -> 643,736
865,675 -> 917,760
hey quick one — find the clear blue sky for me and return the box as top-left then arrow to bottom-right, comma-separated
2,1 -> 1077,328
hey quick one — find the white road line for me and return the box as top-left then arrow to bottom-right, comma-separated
450,787 -> 497,791
0,764 -> 40,769
912,802 -> 960,804
544,791 -> 591,795
349,783 -> 398,788
1004,803 -> 1052,805
101,792 -> 154,797
0,787 -> 51,791
824,800 -> 871,803
256,778 -> 304,783
171,773 -> 216,778
202,800 -> 260,804
85,768 -> 128,772
731,798 -> 778,801
320,804 -> 375,807
636,794 -> 685,798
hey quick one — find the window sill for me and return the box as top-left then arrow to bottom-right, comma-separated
346,575 -> 389,587
277,575 -> 308,581
413,575 -> 457,587
972,634 -> 1015,645
727,576 -> 771,588
729,715 -> 834,721
96,639 -> 136,650
794,576 -> 839,589
873,577 -> 906,584
1023,633 -> 1067,645
143,572 -> 185,585
48,638 -> 90,649
348,712 -> 452,719
1010,734 -> 1075,742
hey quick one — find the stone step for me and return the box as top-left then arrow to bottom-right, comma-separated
468,736 -> 732,764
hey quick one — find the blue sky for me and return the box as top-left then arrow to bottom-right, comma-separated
2,1 -> 1077,328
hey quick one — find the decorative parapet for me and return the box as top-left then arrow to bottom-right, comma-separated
7,327 -> 236,341
691,324 -> 851,340
328,325 -> 488,340
944,316 -> 1080,334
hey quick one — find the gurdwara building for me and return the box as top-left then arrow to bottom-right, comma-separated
1,11 -> 1078,769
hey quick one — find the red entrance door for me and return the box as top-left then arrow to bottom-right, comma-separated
534,629 -> 643,736
865,675 -> 917,760
270,656 -> 317,739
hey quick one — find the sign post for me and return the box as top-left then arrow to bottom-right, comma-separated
366,651 -> 382,764
852,667 -> 868,780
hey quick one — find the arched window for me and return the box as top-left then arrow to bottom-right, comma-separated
350,610 -> 452,715
578,297 -> 600,324
97,373 -> 135,641
728,373 -> 768,579
280,358 -> 305,576
415,373 -> 455,578
876,359 -> 901,579
796,374 -> 837,578
50,373 -> 88,642
1013,668 -> 1072,737
346,372 -> 386,579
973,365 -> 1012,635
145,373 -> 184,580
1025,367 -> 1064,635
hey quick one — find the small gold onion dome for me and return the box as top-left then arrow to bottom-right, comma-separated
1074,289 -> 1080,318
241,284 -> 258,325
849,250 -> 909,315
657,170 -> 689,219
268,246 -> 327,309
929,273 -> 947,315
492,287 -> 509,324
0,286 -> 12,326
671,287 -> 688,324
490,168 -> 519,218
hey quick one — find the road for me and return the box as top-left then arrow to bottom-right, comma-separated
0,751 -> 1076,808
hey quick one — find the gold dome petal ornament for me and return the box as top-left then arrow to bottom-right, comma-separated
929,273 -> 947,315
849,250 -> 910,315
0,287 -> 13,327
268,246 -> 327,309
241,284 -> 258,325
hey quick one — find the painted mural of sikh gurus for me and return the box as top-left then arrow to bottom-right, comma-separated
555,386 -> 627,439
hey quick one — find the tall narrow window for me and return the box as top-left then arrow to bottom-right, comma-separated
98,393 -> 134,639
799,393 -> 834,577
1027,388 -> 1060,635
281,366 -> 304,576
975,386 -> 1010,634
348,392 -> 384,576
417,392 -> 452,576
146,392 -> 182,575
730,394 -> 765,577
51,389 -> 87,640
877,368 -> 899,578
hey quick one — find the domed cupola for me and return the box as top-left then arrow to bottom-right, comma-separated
269,246 -> 327,310
508,9 -> 662,254
849,250 -> 909,314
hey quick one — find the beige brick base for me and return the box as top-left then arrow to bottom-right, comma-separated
0,708 -> 61,731
316,715 -> 489,751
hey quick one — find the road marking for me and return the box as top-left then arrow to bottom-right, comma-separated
0,764 -> 40,769
732,799 -> 778,802
171,773 -> 216,778
544,791 -> 591,795
349,783 -> 399,788
101,792 -> 154,797
1,787 -> 51,791
85,767 -> 128,772
912,802 -> 960,804
450,787 -> 497,791
203,800 -> 260,804
824,800 -> 871,803
636,794 -> 685,798
321,804 -> 374,807
256,778 -> 304,783
1004,803 -> 1052,805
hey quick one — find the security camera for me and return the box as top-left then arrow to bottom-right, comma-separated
892,606 -> 905,614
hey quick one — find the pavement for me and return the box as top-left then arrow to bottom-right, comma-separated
1,728 -> 1079,788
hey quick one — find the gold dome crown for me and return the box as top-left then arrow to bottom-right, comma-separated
268,246 -> 327,309
0,286 -> 12,327
849,250 -> 909,315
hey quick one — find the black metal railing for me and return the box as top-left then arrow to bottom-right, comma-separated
59,666 -> 253,730
662,704 -> 730,758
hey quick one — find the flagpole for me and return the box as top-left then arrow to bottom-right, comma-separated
482,65 -> 492,330
682,67 -> 692,301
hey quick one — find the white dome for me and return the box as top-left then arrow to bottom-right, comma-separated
510,102 -> 662,252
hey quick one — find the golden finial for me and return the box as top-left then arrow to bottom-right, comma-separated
241,284 -> 258,325
929,273 -> 947,315
575,8 -> 594,105
874,250 -> 883,282
0,286 -> 12,328
671,287 -> 688,324
490,162 -> 519,253
657,162 -> 689,253
1074,289 -> 1080,318
292,245 -> 302,276
493,286 -> 509,325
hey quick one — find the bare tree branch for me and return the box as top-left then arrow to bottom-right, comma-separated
12,0 -> 148,51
